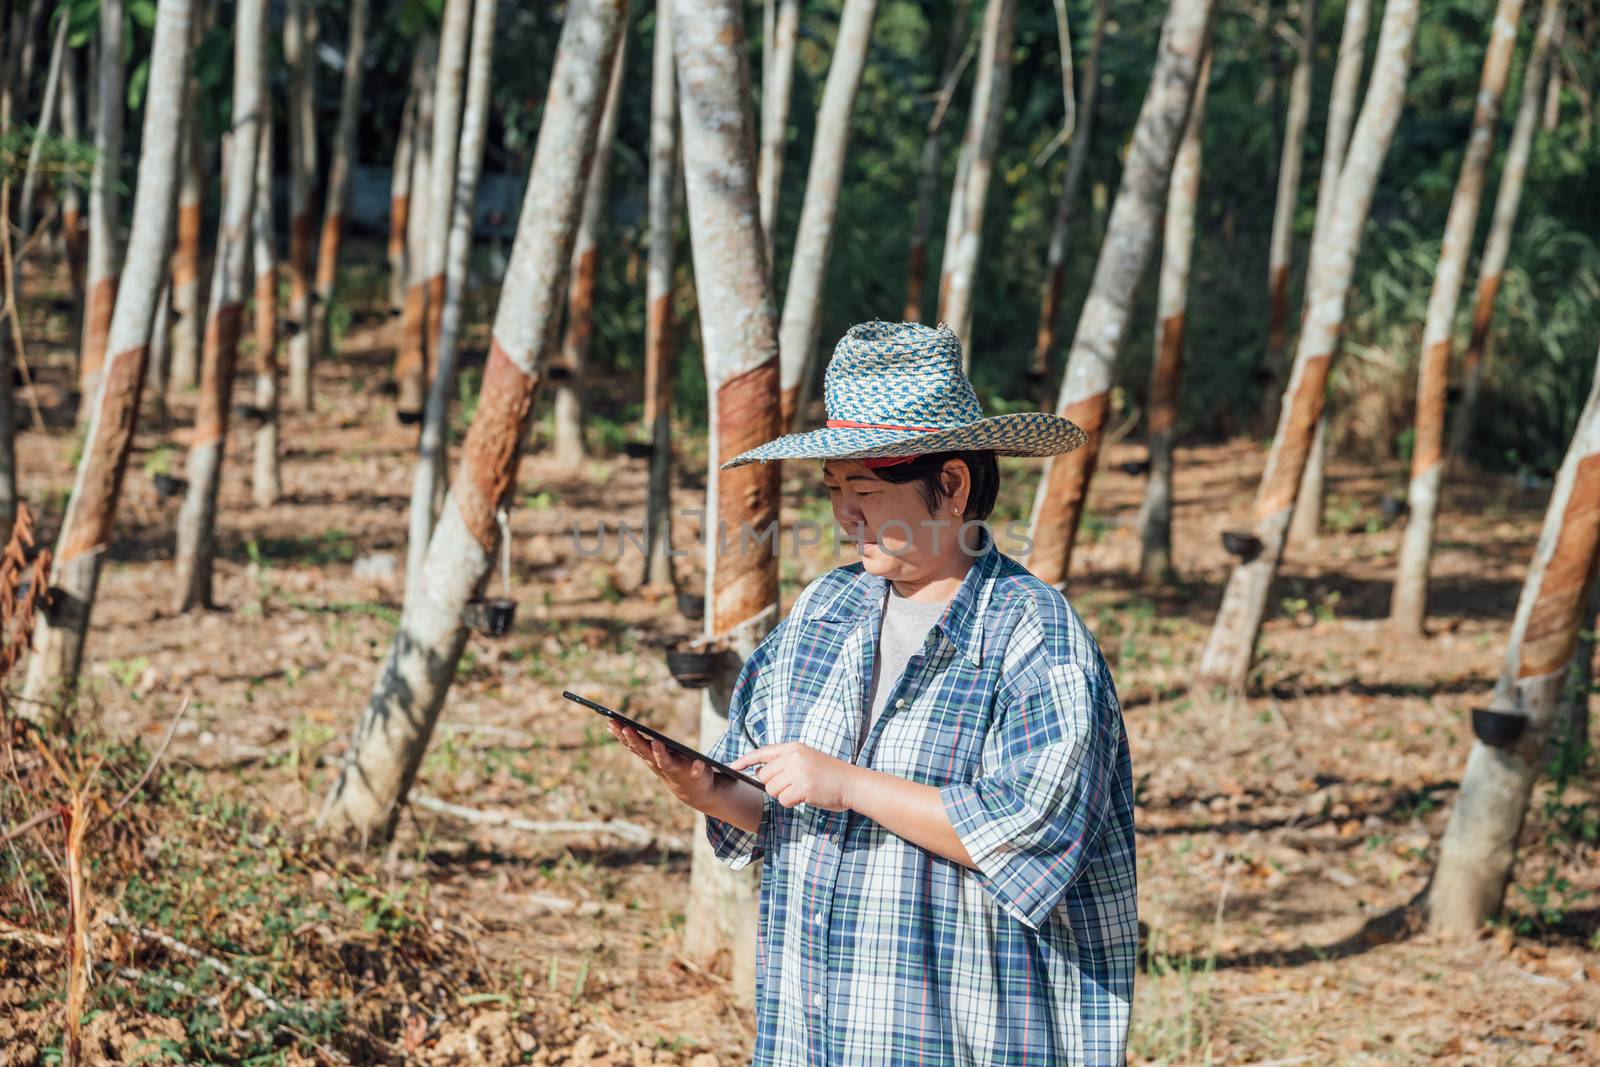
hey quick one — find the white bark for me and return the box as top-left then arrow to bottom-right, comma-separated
387,57 -> 421,313
1265,0 -> 1316,360
1138,47 -> 1212,586
407,0 -> 498,593
310,0 -> 371,373
675,0 -> 784,997
554,31 -> 629,466
757,0 -> 798,277
168,62 -> 205,394
251,99 -> 280,508
78,0 -> 125,414
1452,0 -> 1564,463
171,0 -> 265,613
776,0 -> 880,431
936,0 -> 1017,362
424,0 -> 472,371
283,0 -> 317,411
641,0 -> 679,590
1025,0 -> 1216,588
1288,0 -> 1371,547
1392,0 -> 1525,635
901,0 -> 971,324
395,36 -> 438,415
321,0 -> 627,842
1197,0 -> 1422,687
18,8 -> 68,236
22,0 -> 196,717
1430,338 -> 1600,933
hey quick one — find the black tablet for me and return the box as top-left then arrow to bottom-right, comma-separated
563,690 -> 767,790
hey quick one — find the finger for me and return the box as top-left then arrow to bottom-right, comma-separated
774,782 -> 804,808
729,745 -> 781,771
650,739 -> 685,773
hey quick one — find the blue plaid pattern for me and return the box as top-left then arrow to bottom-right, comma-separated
721,321 -> 1086,469
705,540 -> 1138,1065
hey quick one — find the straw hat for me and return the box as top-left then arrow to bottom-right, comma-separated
721,320 -> 1086,470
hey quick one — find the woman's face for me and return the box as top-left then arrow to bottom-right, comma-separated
821,459 -> 971,580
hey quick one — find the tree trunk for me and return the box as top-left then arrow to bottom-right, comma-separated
1391,0 -> 1526,636
1196,0 -> 1421,688
1025,0 -> 1216,588
1262,0 -> 1316,389
387,54 -> 422,314
757,0 -> 798,279
167,55 -> 205,395
1138,46 -> 1212,587
776,0 -> 879,431
282,0 -> 317,413
673,0 -> 783,997
1451,0 -> 1563,466
1031,0 -> 1106,406
422,0 -> 472,411
78,0 -> 125,421
405,0 -> 498,594
59,43 -> 87,344
18,7 -> 68,237
251,99 -> 280,508
901,0 -> 971,324
309,0 -> 371,383
319,0 -> 627,842
554,31 -> 628,465
1288,0 -> 1372,547
1429,337 -> 1600,934
146,282 -> 172,421
1541,6 -> 1563,131
21,0 -> 195,719
171,0 -> 264,614
394,37 -> 438,417
641,0 -> 680,591
936,0 -> 1017,363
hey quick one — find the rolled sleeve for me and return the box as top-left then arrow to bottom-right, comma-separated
702,640 -> 776,869
940,661 -> 1117,929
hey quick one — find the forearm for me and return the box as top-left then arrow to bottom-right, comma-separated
847,767 -> 976,869
701,774 -> 766,834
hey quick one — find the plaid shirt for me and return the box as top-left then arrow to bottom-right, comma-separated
705,539 -> 1138,1065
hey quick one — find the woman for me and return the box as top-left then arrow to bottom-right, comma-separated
610,321 -> 1138,1065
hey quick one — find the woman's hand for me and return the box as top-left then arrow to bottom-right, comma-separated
608,723 -> 721,810
730,743 -> 862,811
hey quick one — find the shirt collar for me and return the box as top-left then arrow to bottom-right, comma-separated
806,536 -> 1001,668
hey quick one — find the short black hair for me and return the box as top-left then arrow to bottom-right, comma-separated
824,451 -> 1001,522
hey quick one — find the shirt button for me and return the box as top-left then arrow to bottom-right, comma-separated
895,698 -> 907,709
812,993 -> 825,1008
813,911 -> 824,925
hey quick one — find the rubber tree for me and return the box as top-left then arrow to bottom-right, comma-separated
1451,0 -> 1564,464
405,0 -> 497,594
319,0 -> 627,842
553,31 -> 628,465
421,0 -> 472,409
776,0 -> 879,431
1391,0 -> 1526,635
674,0 -> 783,997
1031,0 -> 1106,405
1430,337 -> 1600,934
1025,0 -> 1216,589
307,0 -> 371,393
1137,45 -> 1212,587
901,0 -> 971,323
1197,0 -> 1421,688
394,36 -> 438,417
1287,0 -> 1370,546
640,0 -> 680,591
21,0 -> 195,718
60,44 -> 87,336
251,97 -> 280,508
1264,0 -> 1316,373
283,0 -> 317,415
757,0 -> 798,277
168,46 -> 205,394
78,0 -> 125,419
387,54 -> 422,313
17,6 -> 68,237
171,0 -> 265,613
936,0 -> 1016,362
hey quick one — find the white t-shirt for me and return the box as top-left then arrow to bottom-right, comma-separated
858,583 -> 951,757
